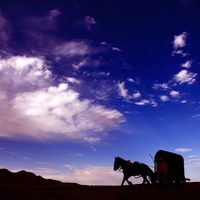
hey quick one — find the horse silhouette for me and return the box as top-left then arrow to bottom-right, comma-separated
113,156 -> 155,186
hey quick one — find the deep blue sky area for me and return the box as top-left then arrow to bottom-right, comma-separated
0,0 -> 200,185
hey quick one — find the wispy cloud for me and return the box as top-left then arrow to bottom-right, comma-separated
153,83 -> 169,90
192,114 -> 200,120
66,77 -> 81,84
112,47 -> 121,52
117,82 -> 129,99
53,40 -> 92,58
17,164 -> 122,185
127,78 -> 135,83
82,16 -> 96,30
134,99 -> 150,106
175,148 -> 193,153
0,12 -> 11,44
27,9 -> 61,31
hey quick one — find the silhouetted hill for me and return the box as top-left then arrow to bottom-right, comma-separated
0,168 -> 62,185
0,168 -> 200,200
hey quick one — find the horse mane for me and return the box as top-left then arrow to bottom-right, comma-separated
115,156 -> 127,162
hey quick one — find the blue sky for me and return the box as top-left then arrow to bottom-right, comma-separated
0,0 -> 200,185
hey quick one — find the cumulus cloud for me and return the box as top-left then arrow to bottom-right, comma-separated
172,32 -> 188,56
181,60 -> 192,68
169,90 -> 180,98
0,56 -> 51,93
0,55 -> 124,142
173,32 -> 187,49
174,69 -> 197,85
160,95 -> 169,102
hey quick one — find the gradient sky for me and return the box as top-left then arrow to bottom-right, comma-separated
0,0 -> 200,185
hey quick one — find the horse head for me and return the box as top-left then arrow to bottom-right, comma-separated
113,157 -> 124,171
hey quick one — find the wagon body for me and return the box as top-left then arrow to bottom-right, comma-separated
154,150 -> 185,184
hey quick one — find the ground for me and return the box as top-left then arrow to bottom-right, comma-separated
0,169 -> 199,200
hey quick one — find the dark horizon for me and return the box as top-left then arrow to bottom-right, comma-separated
0,0 -> 200,185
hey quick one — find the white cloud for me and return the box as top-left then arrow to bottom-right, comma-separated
160,95 -> 169,102
153,83 -> 169,90
127,78 -> 135,83
10,86 -> 124,141
172,32 -> 188,56
169,90 -> 180,98
0,56 -> 51,93
181,100 -> 187,104
175,148 -> 193,153
0,55 -> 124,142
174,69 -> 197,85
112,47 -> 121,52
117,82 -> 128,98
117,82 -> 141,101
66,77 -> 81,84
181,60 -> 192,68
173,32 -> 187,49
54,41 -> 91,57
131,91 -> 141,99
134,99 -> 150,106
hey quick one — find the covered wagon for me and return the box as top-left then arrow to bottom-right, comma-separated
154,150 -> 188,184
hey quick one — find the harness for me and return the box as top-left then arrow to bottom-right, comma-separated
117,166 -> 141,178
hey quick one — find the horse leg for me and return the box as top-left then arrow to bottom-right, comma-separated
126,179 -> 133,185
125,174 -> 132,185
142,175 -> 150,184
121,175 -> 132,186
121,176 -> 126,186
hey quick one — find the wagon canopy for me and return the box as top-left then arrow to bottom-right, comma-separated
154,150 -> 185,182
